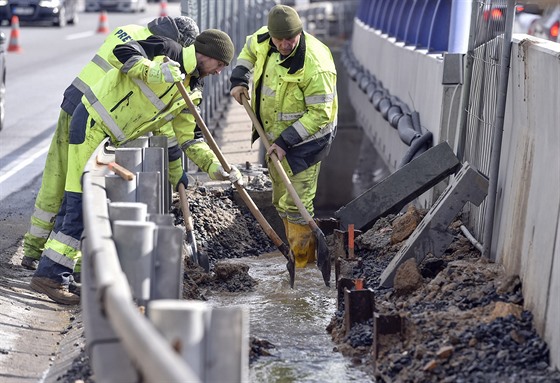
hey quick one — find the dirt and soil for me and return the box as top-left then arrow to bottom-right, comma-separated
2,175 -> 560,382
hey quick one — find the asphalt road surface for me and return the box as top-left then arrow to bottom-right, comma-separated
0,4 -> 183,381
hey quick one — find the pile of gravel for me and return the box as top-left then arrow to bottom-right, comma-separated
326,207 -> 560,382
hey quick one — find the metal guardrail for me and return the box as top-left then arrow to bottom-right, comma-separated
82,137 -> 248,382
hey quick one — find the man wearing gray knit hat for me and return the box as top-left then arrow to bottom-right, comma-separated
194,29 -> 235,66
230,4 -> 338,279
28,30 -> 241,305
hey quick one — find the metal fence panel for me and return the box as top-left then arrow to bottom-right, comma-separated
456,0 -> 514,255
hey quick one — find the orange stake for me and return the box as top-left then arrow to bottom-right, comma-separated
354,278 -> 363,290
348,223 -> 355,259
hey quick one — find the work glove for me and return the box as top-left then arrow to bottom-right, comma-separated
147,60 -> 184,84
208,163 -> 243,185
175,171 -> 189,192
230,85 -> 250,105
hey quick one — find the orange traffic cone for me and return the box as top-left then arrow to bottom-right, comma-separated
159,0 -> 168,17
7,16 -> 22,53
97,10 -> 109,34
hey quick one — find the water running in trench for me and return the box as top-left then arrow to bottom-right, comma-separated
205,252 -> 375,383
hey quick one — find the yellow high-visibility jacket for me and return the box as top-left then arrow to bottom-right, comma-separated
82,36 -> 219,174
231,26 -> 338,174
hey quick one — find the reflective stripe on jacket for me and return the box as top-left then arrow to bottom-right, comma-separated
61,17 -> 184,115
61,25 -> 152,115
232,26 -> 338,174
81,36 -> 220,174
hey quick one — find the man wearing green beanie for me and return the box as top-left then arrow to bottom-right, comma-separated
230,5 -> 338,271
30,30 -> 242,305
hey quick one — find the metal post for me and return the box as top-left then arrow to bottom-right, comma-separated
105,174 -> 136,203
455,0 -> 479,161
148,213 -> 175,226
206,306 -> 249,383
113,220 -> 156,305
108,202 -> 147,221
108,202 -> 147,230
115,147 -> 143,175
151,226 -> 184,300
148,300 -> 210,381
482,0 -> 515,261
148,136 -> 169,213
137,172 -> 162,215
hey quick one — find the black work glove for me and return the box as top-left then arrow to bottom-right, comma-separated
175,171 -> 189,191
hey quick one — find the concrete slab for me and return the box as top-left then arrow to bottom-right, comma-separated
335,141 -> 461,231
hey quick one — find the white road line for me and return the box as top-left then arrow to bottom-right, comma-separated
66,31 -> 96,40
0,145 -> 50,184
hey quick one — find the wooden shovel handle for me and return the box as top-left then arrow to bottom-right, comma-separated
108,162 -> 134,181
241,97 -> 319,230
172,77 -> 288,250
177,183 -> 194,231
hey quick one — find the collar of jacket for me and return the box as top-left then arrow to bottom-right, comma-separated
257,31 -> 306,75
182,44 -> 197,74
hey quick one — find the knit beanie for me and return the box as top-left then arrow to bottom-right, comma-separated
194,29 -> 234,65
174,16 -> 199,47
268,5 -> 303,39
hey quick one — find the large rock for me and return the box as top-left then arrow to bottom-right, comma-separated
393,258 -> 423,296
390,204 -> 422,244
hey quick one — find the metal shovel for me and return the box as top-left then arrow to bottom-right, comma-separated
178,183 -> 210,272
241,96 -> 331,287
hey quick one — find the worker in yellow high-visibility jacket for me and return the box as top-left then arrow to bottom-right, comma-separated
22,16 -> 199,275
230,5 -> 338,269
30,30 -> 241,305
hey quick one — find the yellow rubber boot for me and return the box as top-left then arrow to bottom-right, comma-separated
282,218 -> 290,242
287,222 -> 316,268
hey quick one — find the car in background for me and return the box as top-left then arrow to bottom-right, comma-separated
0,32 -> 5,131
0,0 -> 79,27
85,0 -> 146,13
514,3 -> 542,34
529,5 -> 560,43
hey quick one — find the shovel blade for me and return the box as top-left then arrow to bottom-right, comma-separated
186,231 -> 198,263
186,231 -> 210,272
315,228 -> 331,287
198,251 -> 210,273
287,255 -> 295,289
279,242 -> 296,288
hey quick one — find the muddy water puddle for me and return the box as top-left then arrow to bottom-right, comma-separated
205,252 -> 374,383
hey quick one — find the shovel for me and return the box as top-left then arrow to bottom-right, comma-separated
170,73 -> 296,288
241,96 -> 331,287
177,183 -> 210,272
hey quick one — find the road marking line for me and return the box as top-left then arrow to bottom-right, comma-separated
66,31 -> 95,40
0,145 -> 49,184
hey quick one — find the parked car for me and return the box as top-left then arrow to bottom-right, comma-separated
529,5 -> 560,43
0,32 -> 5,131
0,0 -> 79,27
85,0 -> 146,13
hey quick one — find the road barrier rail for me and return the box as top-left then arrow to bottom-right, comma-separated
82,137 -> 248,382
